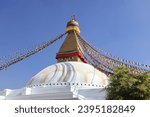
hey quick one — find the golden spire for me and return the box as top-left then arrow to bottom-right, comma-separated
56,16 -> 87,63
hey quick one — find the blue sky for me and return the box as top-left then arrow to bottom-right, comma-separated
0,0 -> 150,89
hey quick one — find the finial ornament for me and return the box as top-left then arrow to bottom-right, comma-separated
71,15 -> 76,21
66,16 -> 80,34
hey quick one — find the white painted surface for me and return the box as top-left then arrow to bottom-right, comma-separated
0,62 -> 108,100
27,62 -> 108,86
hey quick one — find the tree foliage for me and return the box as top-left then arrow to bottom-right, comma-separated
106,67 -> 150,100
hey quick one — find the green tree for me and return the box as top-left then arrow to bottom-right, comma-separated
106,67 -> 150,100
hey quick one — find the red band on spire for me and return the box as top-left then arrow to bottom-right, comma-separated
56,52 -> 87,63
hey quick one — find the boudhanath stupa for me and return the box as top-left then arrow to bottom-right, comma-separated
0,17 -> 109,100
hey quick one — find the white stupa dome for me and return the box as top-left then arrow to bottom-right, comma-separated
27,62 -> 108,86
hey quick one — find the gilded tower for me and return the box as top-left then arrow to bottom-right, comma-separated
56,16 -> 87,63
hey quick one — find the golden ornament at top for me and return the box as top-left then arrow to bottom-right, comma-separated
66,16 -> 80,34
